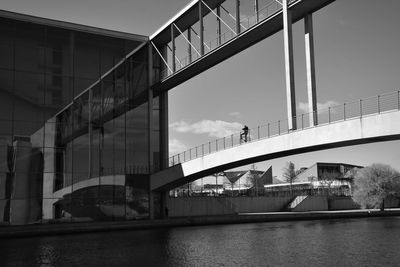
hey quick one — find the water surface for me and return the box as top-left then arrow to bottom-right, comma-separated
1,217 -> 400,266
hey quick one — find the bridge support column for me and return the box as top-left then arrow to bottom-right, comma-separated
199,0 -> 204,56
305,13 -> 318,126
283,0 -> 297,130
148,43 -> 155,219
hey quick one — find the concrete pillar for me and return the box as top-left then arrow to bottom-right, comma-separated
187,28 -> 192,63
158,91 -> 169,220
171,24 -> 176,73
236,0 -> 241,34
199,0 -> 204,55
148,43 -> 155,219
217,6 -> 222,45
160,93 -> 169,169
304,13 -> 318,126
283,0 -> 297,130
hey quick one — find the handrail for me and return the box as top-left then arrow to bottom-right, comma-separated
169,90 -> 400,167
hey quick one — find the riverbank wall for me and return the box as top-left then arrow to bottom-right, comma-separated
166,196 -> 362,216
1,209 -> 400,238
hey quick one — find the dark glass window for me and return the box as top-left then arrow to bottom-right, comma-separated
15,45 -> 45,72
14,21 -> 45,46
75,45 -> 100,79
0,17 -> 15,44
0,43 -> 14,69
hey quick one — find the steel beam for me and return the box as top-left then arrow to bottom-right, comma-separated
236,0 -> 241,34
305,13 -> 318,126
188,28 -> 192,63
171,24 -> 176,73
254,0 -> 259,23
283,0 -> 297,130
199,0 -> 204,55
217,5 -> 222,45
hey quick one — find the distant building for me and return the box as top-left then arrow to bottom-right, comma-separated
265,162 -> 362,196
223,167 -> 273,195
295,162 -> 363,183
170,167 -> 274,197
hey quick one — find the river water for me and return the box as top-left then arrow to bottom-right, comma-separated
1,217 -> 400,267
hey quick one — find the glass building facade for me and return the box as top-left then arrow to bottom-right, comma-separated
0,10 -> 163,224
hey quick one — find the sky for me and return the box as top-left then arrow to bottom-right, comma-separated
2,0 -> 400,180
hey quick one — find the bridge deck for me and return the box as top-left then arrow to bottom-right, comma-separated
151,110 -> 400,191
152,0 -> 336,93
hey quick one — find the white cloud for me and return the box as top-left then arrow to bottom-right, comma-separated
229,111 -> 242,118
169,139 -> 188,155
170,120 -> 242,138
298,100 -> 340,114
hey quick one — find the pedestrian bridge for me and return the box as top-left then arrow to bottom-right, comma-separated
151,92 -> 400,191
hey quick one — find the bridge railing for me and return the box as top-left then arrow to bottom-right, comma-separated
169,90 -> 400,167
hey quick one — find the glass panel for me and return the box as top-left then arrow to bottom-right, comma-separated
15,45 -> 45,72
126,102 -> 148,174
0,17 -> 15,44
0,43 -> 14,69
0,68 -> 14,143
14,71 -> 45,106
0,68 -> 13,100
45,74 -> 72,109
14,21 -> 45,45
72,133 -> 90,184
75,45 -> 100,79
74,77 -> 96,97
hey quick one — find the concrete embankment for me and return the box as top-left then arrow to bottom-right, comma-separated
1,209 -> 399,238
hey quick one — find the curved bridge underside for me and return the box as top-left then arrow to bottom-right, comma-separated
151,111 -> 400,191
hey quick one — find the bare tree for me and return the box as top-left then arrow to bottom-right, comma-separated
352,163 -> 400,210
282,161 -> 297,195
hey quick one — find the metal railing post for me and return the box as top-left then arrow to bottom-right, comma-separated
216,139 -> 218,151
223,137 -> 226,149
267,123 -> 270,137
196,146 -> 198,158
343,103 -> 346,120
202,144 -> 204,155
257,126 -> 260,139
328,107 -> 331,123
178,154 -> 180,163
360,99 -> 362,118
209,141 -> 211,153
378,95 -> 380,114
398,90 -> 400,110
278,120 -> 281,135
301,114 -> 304,129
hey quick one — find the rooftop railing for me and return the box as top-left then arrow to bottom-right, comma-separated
169,90 -> 400,167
